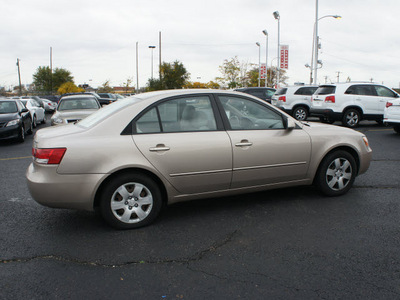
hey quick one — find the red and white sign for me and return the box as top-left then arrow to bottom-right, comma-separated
280,45 -> 289,70
260,63 -> 266,79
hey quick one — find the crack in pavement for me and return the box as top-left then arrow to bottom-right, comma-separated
0,230 -> 239,268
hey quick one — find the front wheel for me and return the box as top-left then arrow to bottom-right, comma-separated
342,109 -> 361,128
292,106 -> 308,121
17,125 -> 25,143
315,151 -> 357,196
32,115 -> 37,128
100,173 -> 163,229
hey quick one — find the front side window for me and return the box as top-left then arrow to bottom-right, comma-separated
219,96 -> 284,130
135,96 -> 217,134
374,86 -> 397,98
345,85 -> 375,96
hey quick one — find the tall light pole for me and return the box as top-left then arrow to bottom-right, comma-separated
273,11 -> 280,88
312,0 -> 341,84
256,42 -> 261,87
262,30 -> 268,87
148,46 -> 156,79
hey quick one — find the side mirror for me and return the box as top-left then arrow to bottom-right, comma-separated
21,108 -> 29,113
286,118 -> 296,130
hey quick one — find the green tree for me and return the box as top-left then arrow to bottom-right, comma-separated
246,66 -> 288,87
58,82 -> 84,94
32,66 -> 73,94
147,60 -> 190,91
97,80 -> 113,93
121,78 -> 134,93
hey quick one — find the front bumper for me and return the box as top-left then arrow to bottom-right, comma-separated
0,125 -> 20,140
26,163 -> 106,211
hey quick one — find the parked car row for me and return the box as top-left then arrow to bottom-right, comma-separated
260,82 -> 400,133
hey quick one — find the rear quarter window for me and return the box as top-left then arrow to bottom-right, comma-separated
315,86 -> 335,95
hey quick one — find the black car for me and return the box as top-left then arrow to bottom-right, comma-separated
0,98 -> 32,143
235,87 -> 276,103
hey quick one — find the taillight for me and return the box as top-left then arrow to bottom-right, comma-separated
279,96 -> 286,102
32,148 -> 67,164
386,102 -> 393,108
325,96 -> 335,103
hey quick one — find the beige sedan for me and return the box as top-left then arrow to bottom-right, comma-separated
51,95 -> 101,126
26,90 -> 372,229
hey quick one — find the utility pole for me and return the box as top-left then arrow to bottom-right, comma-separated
16,58 -> 22,96
136,42 -> 139,93
50,47 -> 53,95
336,71 -> 341,83
159,31 -> 162,81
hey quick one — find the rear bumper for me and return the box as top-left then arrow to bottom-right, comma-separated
26,163 -> 106,211
310,108 -> 342,120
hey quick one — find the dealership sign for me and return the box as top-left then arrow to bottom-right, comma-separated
280,45 -> 289,69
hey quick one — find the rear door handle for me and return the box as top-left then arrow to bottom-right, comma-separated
149,144 -> 170,152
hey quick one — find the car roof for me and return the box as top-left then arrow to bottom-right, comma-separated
59,95 -> 98,100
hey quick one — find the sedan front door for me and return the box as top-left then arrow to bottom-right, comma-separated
217,95 -> 312,189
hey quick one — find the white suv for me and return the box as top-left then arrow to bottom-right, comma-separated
384,98 -> 400,134
310,82 -> 399,127
271,85 -> 318,121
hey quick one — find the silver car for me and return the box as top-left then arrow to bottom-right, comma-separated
51,95 -> 101,126
26,90 -> 372,229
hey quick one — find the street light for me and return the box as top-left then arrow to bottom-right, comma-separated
273,11 -> 280,88
311,1 -> 341,84
148,46 -> 156,79
262,30 -> 268,87
256,42 -> 261,87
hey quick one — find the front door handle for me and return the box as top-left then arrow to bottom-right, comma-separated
149,144 -> 170,152
235,140 -> 253,147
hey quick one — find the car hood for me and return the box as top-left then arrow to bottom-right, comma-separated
300,121 -> 363,137
0,112 -> 19,122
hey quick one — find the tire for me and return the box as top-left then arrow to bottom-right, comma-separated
315,150 -> 357,197
292,106 -> 308,121
100,173 -> 163,229
342,109 -> 361,128
27,120 -> 33,135
41,116 -> 46,124
393,125 -> 400,134
32,115 -> 37,128
17,125 -> 25,143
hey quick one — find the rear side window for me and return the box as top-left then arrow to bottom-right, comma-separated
315,86 -> 335,95
274,88 -> 287,96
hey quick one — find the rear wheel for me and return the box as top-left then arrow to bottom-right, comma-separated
342,109 -> 361,128
100,173 -> 163,229
315,150 -> 357,196
292,106 -> 308,121
32,115 -> 37,128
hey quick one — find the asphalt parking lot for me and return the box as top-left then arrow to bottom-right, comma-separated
1,116 -> 399,299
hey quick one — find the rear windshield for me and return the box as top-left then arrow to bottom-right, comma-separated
58,98 -> 100,111
274,88 -> 287,96
315,86 -> 336,95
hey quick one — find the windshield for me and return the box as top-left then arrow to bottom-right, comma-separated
58,98 -> 100,111
78,96 -> 141,128
0,101 -> 18,114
